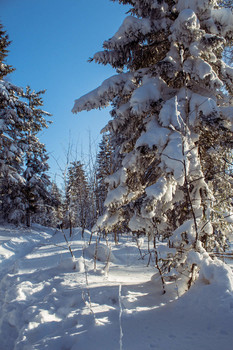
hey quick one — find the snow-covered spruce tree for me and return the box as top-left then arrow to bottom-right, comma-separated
0,84 -> 52,225
0,24 -> 14,79
0,24 -> 25,223
0,81 -> 27,224
95,133 -> 114,217
64,161 -> 90,236
50,181 -> 64,226
21,86 -> 52,227
37,181 -> 63,228
0,25 -> 52,225
72,1 -> 233,288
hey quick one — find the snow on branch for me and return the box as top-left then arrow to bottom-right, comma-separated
103,16 -> 152,50
219,106 -> 233,129
72,73 -> 136,113
136,118 -> 170,151
211,7 -> 233,38
184,57 -> 223,90
92,50 -> 127,68
129,76 -> 161,114
175,0 -> 233,39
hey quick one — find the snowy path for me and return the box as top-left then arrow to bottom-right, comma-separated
0,225 -> 53,280
0,225 -> 233,350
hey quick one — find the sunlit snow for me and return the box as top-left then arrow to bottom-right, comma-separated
0,224 -> 233,350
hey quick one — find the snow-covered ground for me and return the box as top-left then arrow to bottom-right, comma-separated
0,224 -> 233,350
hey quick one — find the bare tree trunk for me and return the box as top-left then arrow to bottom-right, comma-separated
26,210 -> 31,227
69,214 -> 73,237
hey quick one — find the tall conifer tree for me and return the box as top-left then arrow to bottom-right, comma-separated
95,133 -> 113,216
73,1 -> 233,287
64,161 -> 90,235
21,87 -> 52,226
0,24 -> 52,225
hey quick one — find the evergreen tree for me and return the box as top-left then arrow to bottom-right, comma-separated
37,181 -> 63,228
64,161 -> 89,235
73,0 -> 233,288
0,23 -> 14,78
95,133 -> 113,216
21,87 -> 52,226
0,26 -> 23,224
0,24 -> 52,225
0,82 -> 26,223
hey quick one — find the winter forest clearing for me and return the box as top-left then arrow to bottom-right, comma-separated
1,0 -> 233,349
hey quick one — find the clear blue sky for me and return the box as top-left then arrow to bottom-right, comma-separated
1,0 -> 129,182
